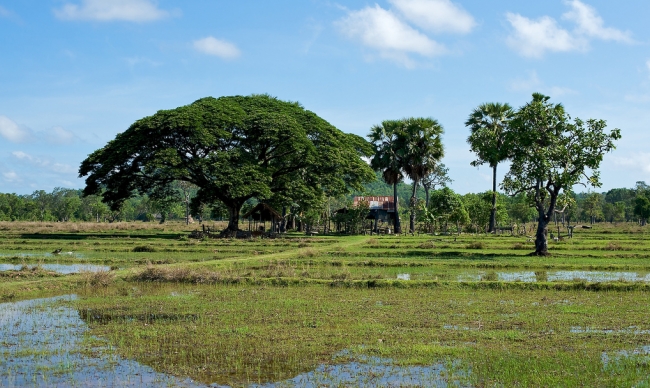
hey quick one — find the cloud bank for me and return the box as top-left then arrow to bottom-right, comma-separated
389,0 -> 475,34
336,0 -> 475,67
506,0 -> 632,58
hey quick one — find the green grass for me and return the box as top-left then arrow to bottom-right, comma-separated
2,221 -> 650,386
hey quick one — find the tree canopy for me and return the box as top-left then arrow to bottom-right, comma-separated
501,93 -> 621,255
79,94 -> 375,232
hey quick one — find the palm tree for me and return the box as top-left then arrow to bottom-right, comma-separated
466,102 -> 514,233
400,118 -> 444,233
369,120 -> 404,233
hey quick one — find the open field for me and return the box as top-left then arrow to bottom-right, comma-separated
2,221 -> 650,386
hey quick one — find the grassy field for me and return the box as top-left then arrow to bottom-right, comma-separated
2,221 -> 650,386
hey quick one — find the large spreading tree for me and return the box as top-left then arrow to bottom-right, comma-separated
466,102 -> 514,233
79,95 -> 375,232
501,93 -> 621,256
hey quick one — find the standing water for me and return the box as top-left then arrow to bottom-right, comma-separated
0,295 -> 204,387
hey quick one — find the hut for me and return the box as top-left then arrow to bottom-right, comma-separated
242,203 -> 282,234
355,196 -> 396,233
334,196 -> 396,234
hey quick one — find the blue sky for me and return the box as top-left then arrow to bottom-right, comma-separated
1,0 -> 649,195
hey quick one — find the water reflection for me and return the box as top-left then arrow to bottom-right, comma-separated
0,252 -> 82,258
0,263 -> 109,274
252,354 -> 468,388
458,270 -> 650,283
0,295 -> 204,387
601,345 -> 650,368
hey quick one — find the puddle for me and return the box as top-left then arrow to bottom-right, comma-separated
0,295 -> 204,387
571,326 -> 650,335
252,353 -> 469,388
396,273 -> 411,280
458,270 -> 650,283
601,345 -> 650,367
0,263 -> 109,274
0,252 -> 83,258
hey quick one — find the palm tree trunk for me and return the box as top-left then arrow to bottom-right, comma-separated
410,180 -> 418,232
489,164 -> 497,233
424,185 -> 430,208
393,182 -> 401,233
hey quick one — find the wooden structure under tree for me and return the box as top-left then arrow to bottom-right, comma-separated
243,203 -> 282,234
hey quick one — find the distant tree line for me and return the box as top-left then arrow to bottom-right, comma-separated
0,186 -> 226,223
2,179 -> 648,228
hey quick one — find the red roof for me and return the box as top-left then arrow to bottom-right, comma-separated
354,196 -> 395,211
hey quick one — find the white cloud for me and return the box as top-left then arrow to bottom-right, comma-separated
646,59 -> 650,74
336,5 -> 445,67
562,0 -> 633,43
2,171 -> 19,183
506,1 -> 633,58
11,151 -> 76,174
193,37 -> 241,59
54,0 -> 169,22
389,0 -> 475,34
506,13 -> 586,58
611,152 -> 650,173
0,116 -> 33,143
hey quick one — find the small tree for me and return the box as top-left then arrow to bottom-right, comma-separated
634,191 -> 650,226
502,93 -> 620,256
428,187 -> 468,234
421,163 -> 451,208
582,192 -> 603,224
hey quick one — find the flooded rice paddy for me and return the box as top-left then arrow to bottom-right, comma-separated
396,269 -> 650,283
0,263 -> 110,274
253,354 -> 467,387
1,294 -> 467,387
0,295 -> 203,387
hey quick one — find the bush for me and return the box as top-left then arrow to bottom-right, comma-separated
81,270 -> 115,287
466,241 -> 485,249
133,245 -> 156,252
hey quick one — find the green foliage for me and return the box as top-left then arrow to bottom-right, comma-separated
79,95 -> 374,231
462,192 -> 508,229
634,191 -> 650,224
466,102 -> 514,168
369,117 -> 445,233
502,93 -> 621,254
428,187 -> 469,233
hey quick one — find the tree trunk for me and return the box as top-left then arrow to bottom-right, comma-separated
489,164 -> 497,233
393,182 -> 401,233
534,217 -> 550,256
185,199 -> 190,225
280,206 -> 287,233
226,205 -> 241,231
424,186 -> 430,208
409,180 -> 418,233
